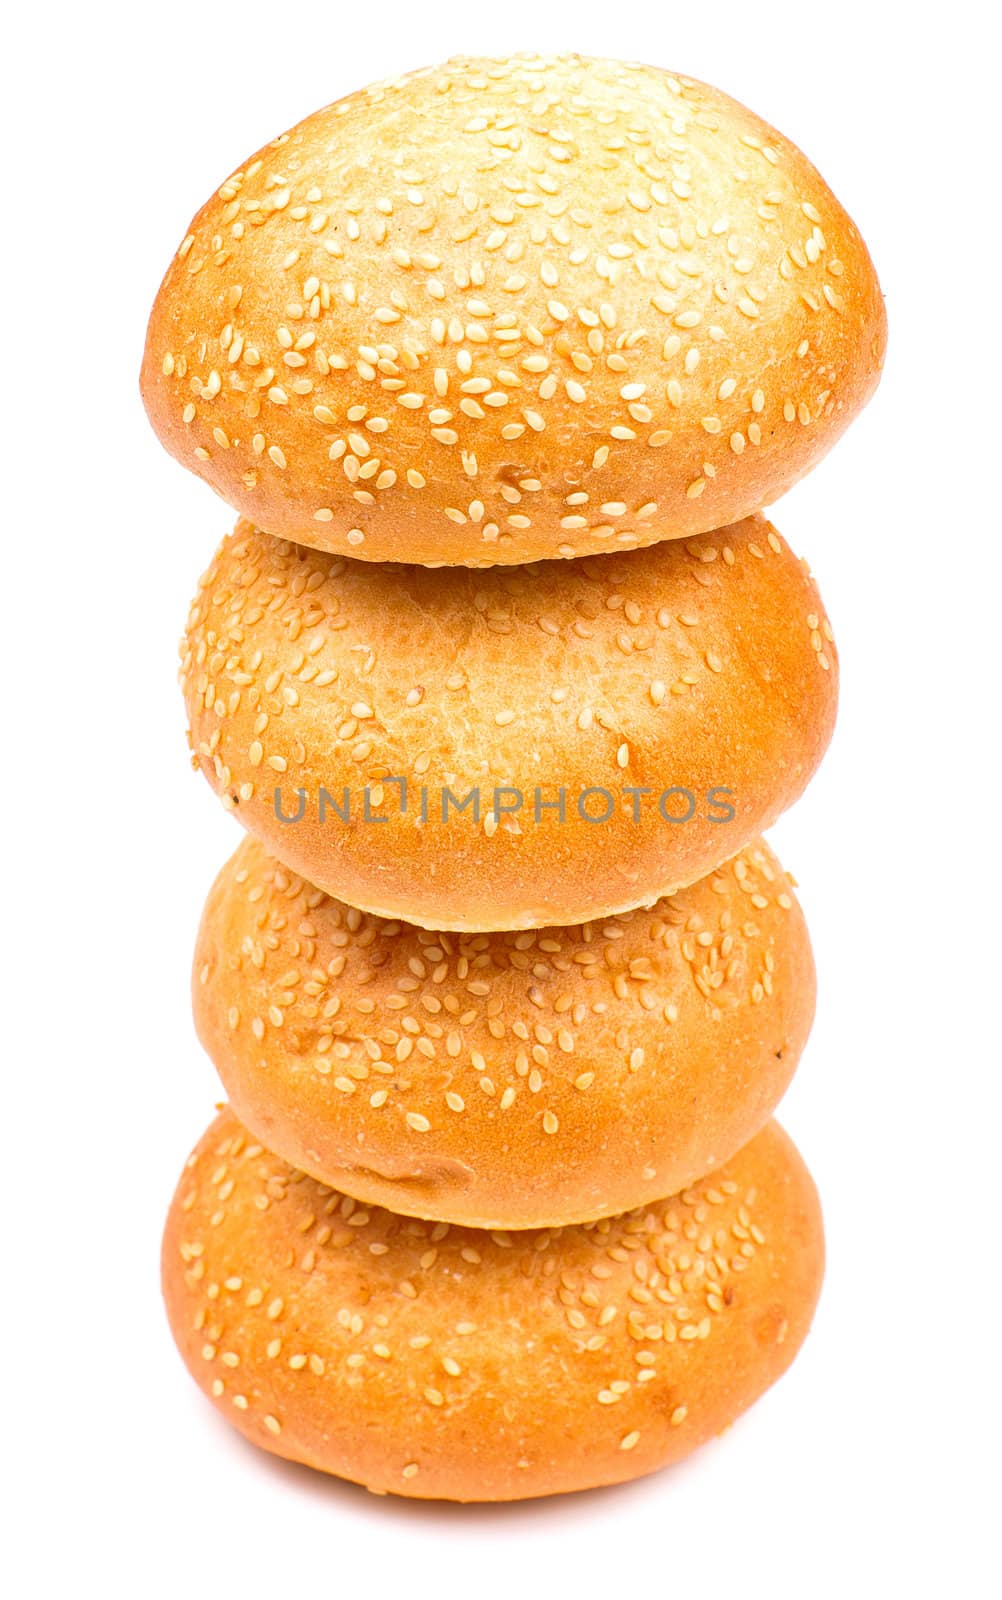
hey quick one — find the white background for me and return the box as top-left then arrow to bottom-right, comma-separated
4,1 -> 999,1595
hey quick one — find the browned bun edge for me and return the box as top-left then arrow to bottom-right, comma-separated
193,833 -> 815,1227
162,1109 -> 824,1500
142,54 -> 885,567
181,513 -> 837,931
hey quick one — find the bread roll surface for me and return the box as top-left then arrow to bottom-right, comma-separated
163,1109 -> 823,1500
142,54 -> 885,566
181,513 -> 837,930
194,834 -> 814,1228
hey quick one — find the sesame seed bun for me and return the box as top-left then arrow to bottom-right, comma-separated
163,1108 -> 823,1501
193,834 -> 814,1229
181,513 -> 837,931
141,54 -> 885,567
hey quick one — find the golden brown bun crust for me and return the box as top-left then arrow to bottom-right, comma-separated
141,54 -> 886,567
162,1110 -> 823,1500
181,513 -> 837,931
193,835 -> 814,1228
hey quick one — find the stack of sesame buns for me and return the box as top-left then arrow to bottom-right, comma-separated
145,53 -> 884,1501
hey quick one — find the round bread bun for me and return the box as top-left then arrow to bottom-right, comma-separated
141,54 -> 886,567
163,1109 -> 823,1501
182,512 -> 837,931
193,834 -> 814,1229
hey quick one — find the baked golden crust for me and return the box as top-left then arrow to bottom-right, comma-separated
181,513 -> 837,930
162,1109 -> 823,1500
142,54 -> 885,566
193,834 -> 814,1228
